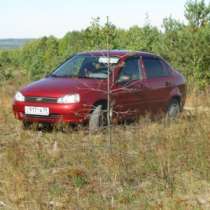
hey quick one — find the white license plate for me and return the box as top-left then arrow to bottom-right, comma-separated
25,106 -> 49,116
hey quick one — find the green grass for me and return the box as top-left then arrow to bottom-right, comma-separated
0,81 -> 210,209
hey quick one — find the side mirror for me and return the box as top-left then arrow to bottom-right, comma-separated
117,74 -> 131,84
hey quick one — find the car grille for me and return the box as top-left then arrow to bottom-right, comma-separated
25,96 -> 57,103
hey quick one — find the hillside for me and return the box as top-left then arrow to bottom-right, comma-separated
0,39 -> 34,49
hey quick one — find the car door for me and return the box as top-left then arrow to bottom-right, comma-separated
112,57 -> 146,120
142,56 -> 175,115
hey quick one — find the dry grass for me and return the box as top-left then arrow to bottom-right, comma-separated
0,81 -> 210,210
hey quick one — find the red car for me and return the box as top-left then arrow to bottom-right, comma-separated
13,50 -> 186,129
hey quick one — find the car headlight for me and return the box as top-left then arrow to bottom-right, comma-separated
57,94 -> 80,104
14,91 -> 25,102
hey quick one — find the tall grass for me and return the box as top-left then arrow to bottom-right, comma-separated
0,82 -> 210,209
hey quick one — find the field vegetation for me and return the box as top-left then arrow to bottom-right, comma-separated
0,80 -> 210,210
0,0 -> 210,209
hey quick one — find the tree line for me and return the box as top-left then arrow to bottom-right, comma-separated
0,0 -> 210,88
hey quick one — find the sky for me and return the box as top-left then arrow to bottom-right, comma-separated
0,0 -> 187,39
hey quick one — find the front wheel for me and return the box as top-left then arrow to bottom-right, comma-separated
167,99 -> 180,119
89,105 -> 107,132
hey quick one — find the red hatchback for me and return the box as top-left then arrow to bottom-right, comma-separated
13,50 -> 186,129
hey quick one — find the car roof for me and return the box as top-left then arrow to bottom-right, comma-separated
78,50 -> 158,58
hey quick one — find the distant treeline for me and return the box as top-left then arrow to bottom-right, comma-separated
0,0 -> 210,88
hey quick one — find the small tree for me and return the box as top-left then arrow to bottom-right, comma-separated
185,0 -> 210,28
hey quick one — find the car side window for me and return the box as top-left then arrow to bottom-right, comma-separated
143,57 -> 170,79
161,60 -> 172,76
117,58 -> 141,83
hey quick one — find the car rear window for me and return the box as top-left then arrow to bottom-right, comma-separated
143,57 -> 171,79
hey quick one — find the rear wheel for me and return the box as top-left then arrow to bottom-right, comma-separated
167,98 -> 180,119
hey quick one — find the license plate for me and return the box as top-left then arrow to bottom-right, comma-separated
25,106 -> 49,116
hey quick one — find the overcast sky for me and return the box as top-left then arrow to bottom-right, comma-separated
0,0 -> 188,39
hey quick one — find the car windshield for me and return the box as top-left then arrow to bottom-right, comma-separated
51,55 -> 120,79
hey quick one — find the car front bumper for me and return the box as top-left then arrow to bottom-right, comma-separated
13,101 -> 90,124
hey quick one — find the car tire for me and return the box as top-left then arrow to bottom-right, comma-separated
89,105 -> 107,132
167,98 -> 180,119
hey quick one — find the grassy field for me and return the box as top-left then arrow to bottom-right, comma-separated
0,81 -> 210,210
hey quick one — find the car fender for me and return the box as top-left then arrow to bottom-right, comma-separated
169,87 -> 182,103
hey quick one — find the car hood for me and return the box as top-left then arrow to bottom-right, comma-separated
21,77 -> 106,98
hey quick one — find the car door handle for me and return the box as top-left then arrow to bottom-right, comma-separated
139,83 -> 145,89
130,83 -> 145,90
165,81 -> 172,87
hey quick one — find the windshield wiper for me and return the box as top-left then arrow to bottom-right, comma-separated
78,76 -> 93,79
50,74 -> 105,79
78,75 -> 106,80
50,74 -> 77,78
50,74 -> 59,77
